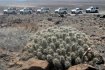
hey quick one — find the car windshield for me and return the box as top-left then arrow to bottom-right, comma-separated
24,8 -> 32,10
76,8 -> 79,10
41,8 -> 49,10
89,6 -> 94,9
8,8 -> 16,10
60,8 -> 67,10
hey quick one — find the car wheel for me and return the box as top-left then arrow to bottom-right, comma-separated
20,12 -> 21,14
4,12 -> 7,14
45,11 -> 48,13
71,12 -> 73,14
64,11 -> 67,14
37,11 -> 40,14
55,11 -> 58,14
29,11 -> 32,14
95,10 -> 98,13
79,11 -> 82,14
13,11 -> 16,14
20,12 -> 23,15
86,11 -> 88,13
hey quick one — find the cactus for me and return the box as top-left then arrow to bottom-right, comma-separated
78,39 -> 84,46
75,57 -> 81,64
84,56 -> 88,63
62,33 -> 67,40
53,53 -> 59,58
51,36 -> 57,43
47,54 -> 53,62
65,36 -> 71,44
59,55 -> 65,63
66,44 -> 71,53
65,61 -> 71,69
83,44 -> 89,51
43,49 -> 48,54
37,52 -> 42,59
41,38 -> 47,48
61,48 -> 66,55
53,58 -> 62,68
24,26 -> 103,69
50,43 -> 55,50
66,56 -> 71,63
42,55 -> 46,60
92,58 -> 99,66
56,49 -> 61,55
55,41 -> 60,48
71,52 -> 76,60
78,48 -> 84,58
59,44 -> 64,49
87,52 -> 94,61
48,48 -> 54,54
47,37 -> 52,43
71,43 -> 77,52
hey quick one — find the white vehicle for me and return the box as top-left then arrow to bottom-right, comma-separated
71,8 -> 83,14
36,7 -> 50,13
86,6 -> 99,13
20,8 -> 33,14
55,7 -> 68,14
3,8 -> 17,14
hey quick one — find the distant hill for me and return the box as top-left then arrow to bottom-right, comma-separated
26,0 -> 105,2
0,0 -> 105,7
0,0 -> 105,3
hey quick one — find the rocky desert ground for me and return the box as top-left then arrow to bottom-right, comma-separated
0,2 -> 105,70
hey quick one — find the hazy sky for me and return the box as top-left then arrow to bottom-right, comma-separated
0,0 -> 96,1
0,0 -> 105,4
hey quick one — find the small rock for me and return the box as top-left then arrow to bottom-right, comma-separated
47,18 -> 52,21
8,61 -> 23,68
67,64 -> 97,70
22,58 -> 49,70
100,35 -> 105,40
54,20 -> 62,25
100,15 -> 105,18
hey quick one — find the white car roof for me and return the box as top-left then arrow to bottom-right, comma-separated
75,8 -> 80,10
8,7 -> 16,10
59,7 -> 67,9
41,7 -> 49,9
89,6 -> 94,8
23,7 -> 32,10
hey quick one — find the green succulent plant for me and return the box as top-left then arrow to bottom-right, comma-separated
24,26 -> 103,70
75,57 -> 82,64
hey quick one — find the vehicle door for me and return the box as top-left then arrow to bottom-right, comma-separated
91,7 -> 95,12
8,9 -> 12,13
76,9 -> 79,13
24,9 -> 28,13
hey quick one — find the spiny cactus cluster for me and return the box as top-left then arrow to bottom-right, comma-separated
25,26 -> 102,69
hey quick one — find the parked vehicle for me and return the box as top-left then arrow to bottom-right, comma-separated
71,8 -> 83,14
86,6 -> 99,13
3,8 -> 17,14
19,8 -> 33,14
55,7 -> 68,14
36,7 -> 50,13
